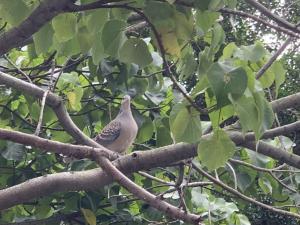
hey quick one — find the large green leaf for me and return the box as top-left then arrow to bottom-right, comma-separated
234,42 -> 266,62
67,87 -> 83,112
87,9 -> 108,34
170,103 -> 202,143
198,129 -> 235,171
196,11 -> 220,34
101,19 -> 127,57
136,117 -> 154,143
207,62 -> 248,107
270,61 -> 286,97
144,1 -> 173,21
178,46 -> 197,80
119,38 -> 153,68
0,0 -> 29,26
33,22 -> 54,55
229,90 -> 274,139
91,31 -> 106,65
210,23 -> 225,54
52,13 -> 77,43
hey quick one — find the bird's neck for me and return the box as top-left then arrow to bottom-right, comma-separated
118,106 -> 132,116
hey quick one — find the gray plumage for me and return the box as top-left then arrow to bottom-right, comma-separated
94,95 -> 138,153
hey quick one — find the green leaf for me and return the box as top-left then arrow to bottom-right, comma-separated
253,91 -> 274,136
198,130 -> 235,171
156,126 -> 173,147
235,214 -> 251,225
208,0 -> 224,10
2,141 -> 25,161
191,188 -> 209,208
101,19 -> 127,57
0,0 -> 29,26
77,26 -> 94,53
18,102 -> 29,117
207,62 -> 248,107
54,36 -> 81,57
87,9 -> 108,33
91,31 -> 106,65
258,66 -> 275,88
234,42 -> 266,62
198,47 -> 212,79
222,42 -> 238,59
67,87 -> 83,111
157,25 -> 181,57
173,11 -> 194,41
194,0 -> 211,10
271,61 -> 286,97
144,1 -> 173,21
258,177 -> 272,194
137,118 -> 154,143
111,8 -> 131,20
33,23 -> 54,55
229,93 -> 258,133
210,23 -> 225,53
196,11 -> 220,34
81,208 -> 96,225
178,48 -> 197,80
170,104 -> 202,143
119,38 -> 153,67
52,13 -> 77,43
229,90 -> 274,139
128,77 -> 149,95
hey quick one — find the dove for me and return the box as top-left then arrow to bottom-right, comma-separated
94,95 -> 138,153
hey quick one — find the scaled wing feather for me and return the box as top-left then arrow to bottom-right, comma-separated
94,120 -> 121,146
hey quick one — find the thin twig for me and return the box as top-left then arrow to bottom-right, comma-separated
4,55 -> 33,83
34,90 -> 49,136
192,162 -> 300,219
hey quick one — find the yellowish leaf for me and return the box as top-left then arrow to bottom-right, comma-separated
81,208 -> 96,225
157,27 -> 181,57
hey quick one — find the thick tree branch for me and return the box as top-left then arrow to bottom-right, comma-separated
0,0 -> 73,56
1,119 -> 300,211
0,129 -> 116,160
271,93 -> 300,112
0,142 -> 196,210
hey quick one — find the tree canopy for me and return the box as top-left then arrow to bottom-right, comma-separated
0,0 -> 300,224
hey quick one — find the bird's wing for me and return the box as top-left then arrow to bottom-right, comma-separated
94,120 -> 121,146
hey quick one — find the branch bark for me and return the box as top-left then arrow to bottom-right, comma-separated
1,120 -> 300,211
0,0 -> 72,56
244,0 -> 300,34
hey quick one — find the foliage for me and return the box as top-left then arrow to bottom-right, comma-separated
0,0 -> 299,224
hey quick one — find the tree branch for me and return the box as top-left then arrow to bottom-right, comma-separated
0,0 -> 73,55
271,93 -> 300,112
0,142 -> 196,210
191,162 -> 300,220
1,121 -> 300,211
256,37 -> 294,79
219,8 -> 300,38
244,0 -> 300,34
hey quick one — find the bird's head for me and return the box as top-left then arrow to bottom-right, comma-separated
119,95 -> 131,113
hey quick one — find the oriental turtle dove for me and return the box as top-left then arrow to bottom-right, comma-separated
94,95 -> 138,153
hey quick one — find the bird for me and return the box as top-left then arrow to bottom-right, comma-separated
94,95 -> 138,154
